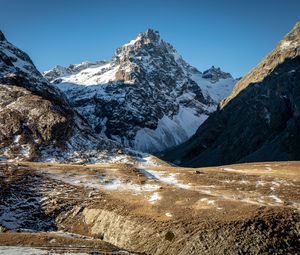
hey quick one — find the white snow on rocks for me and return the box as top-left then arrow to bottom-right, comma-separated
46,172 -> 160,194
144,169 -> 191,189
269,195 -> 283,204
191,73 -> 236,102
103,179 -> 160,192
280,40 -> 298,51
43,29 -> 237,154
60,63 -> 118,86
123,35 -> 141,47
134,107 -> 209,152
200,198 -> 215,205
0,247 -> 52,255
148,192 -> 161,203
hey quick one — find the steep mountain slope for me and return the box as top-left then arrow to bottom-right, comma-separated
163,21 -> 300,167
44,29 -> 236,153
0,30 -> 125,163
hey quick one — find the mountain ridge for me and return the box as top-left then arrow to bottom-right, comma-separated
44,28 -> 236,153
0,30 -> 139,163
163,21 -> 300,167
220,20 -> 300,109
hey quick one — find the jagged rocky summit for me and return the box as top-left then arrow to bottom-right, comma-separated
44,29 -> 236,153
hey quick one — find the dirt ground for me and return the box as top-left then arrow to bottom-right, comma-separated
0,161 -> 299,254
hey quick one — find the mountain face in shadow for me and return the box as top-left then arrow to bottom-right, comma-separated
163,21 -> 300,167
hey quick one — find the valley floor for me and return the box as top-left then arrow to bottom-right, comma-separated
0,161 -> 299,254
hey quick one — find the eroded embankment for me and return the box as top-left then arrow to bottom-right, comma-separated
0,161 -> 299,254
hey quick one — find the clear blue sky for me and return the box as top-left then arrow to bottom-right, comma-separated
1,0 -> 299,77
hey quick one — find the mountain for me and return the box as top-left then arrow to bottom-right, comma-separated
43,29 -> 236,153
163,21 -> 300,167
0,30 -> 128,163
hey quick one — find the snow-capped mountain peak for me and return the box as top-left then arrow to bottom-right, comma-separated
43,29 -> 237,153
112,28 -> 192,84
202,65 -> 233,82
122,29 -> 161,48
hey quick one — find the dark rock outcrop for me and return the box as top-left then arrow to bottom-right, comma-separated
0,85 -> 73,160
163,21 -> 300,166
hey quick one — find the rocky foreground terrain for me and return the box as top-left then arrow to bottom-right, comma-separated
0,160 -> 299,254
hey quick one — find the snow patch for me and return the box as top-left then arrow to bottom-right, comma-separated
200,198 -> 215,205
269,195 -> 283,204
165,212 -> 172,217
46,173 -> 160,193
134,107 -> 209,153
104,179 -> 159,192
191,73 -> 236,102
123,35 -> 141,47
280,40 -> 298,50
145,169 -> 190,189
148,192 -> 161,203
61,63 -> 118,86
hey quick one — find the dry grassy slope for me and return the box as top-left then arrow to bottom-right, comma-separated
0,161 -> 299,254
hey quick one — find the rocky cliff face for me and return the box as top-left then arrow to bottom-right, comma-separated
44,29 -> 236,153
0,31 -> 123,162
163,21 -> 300,167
